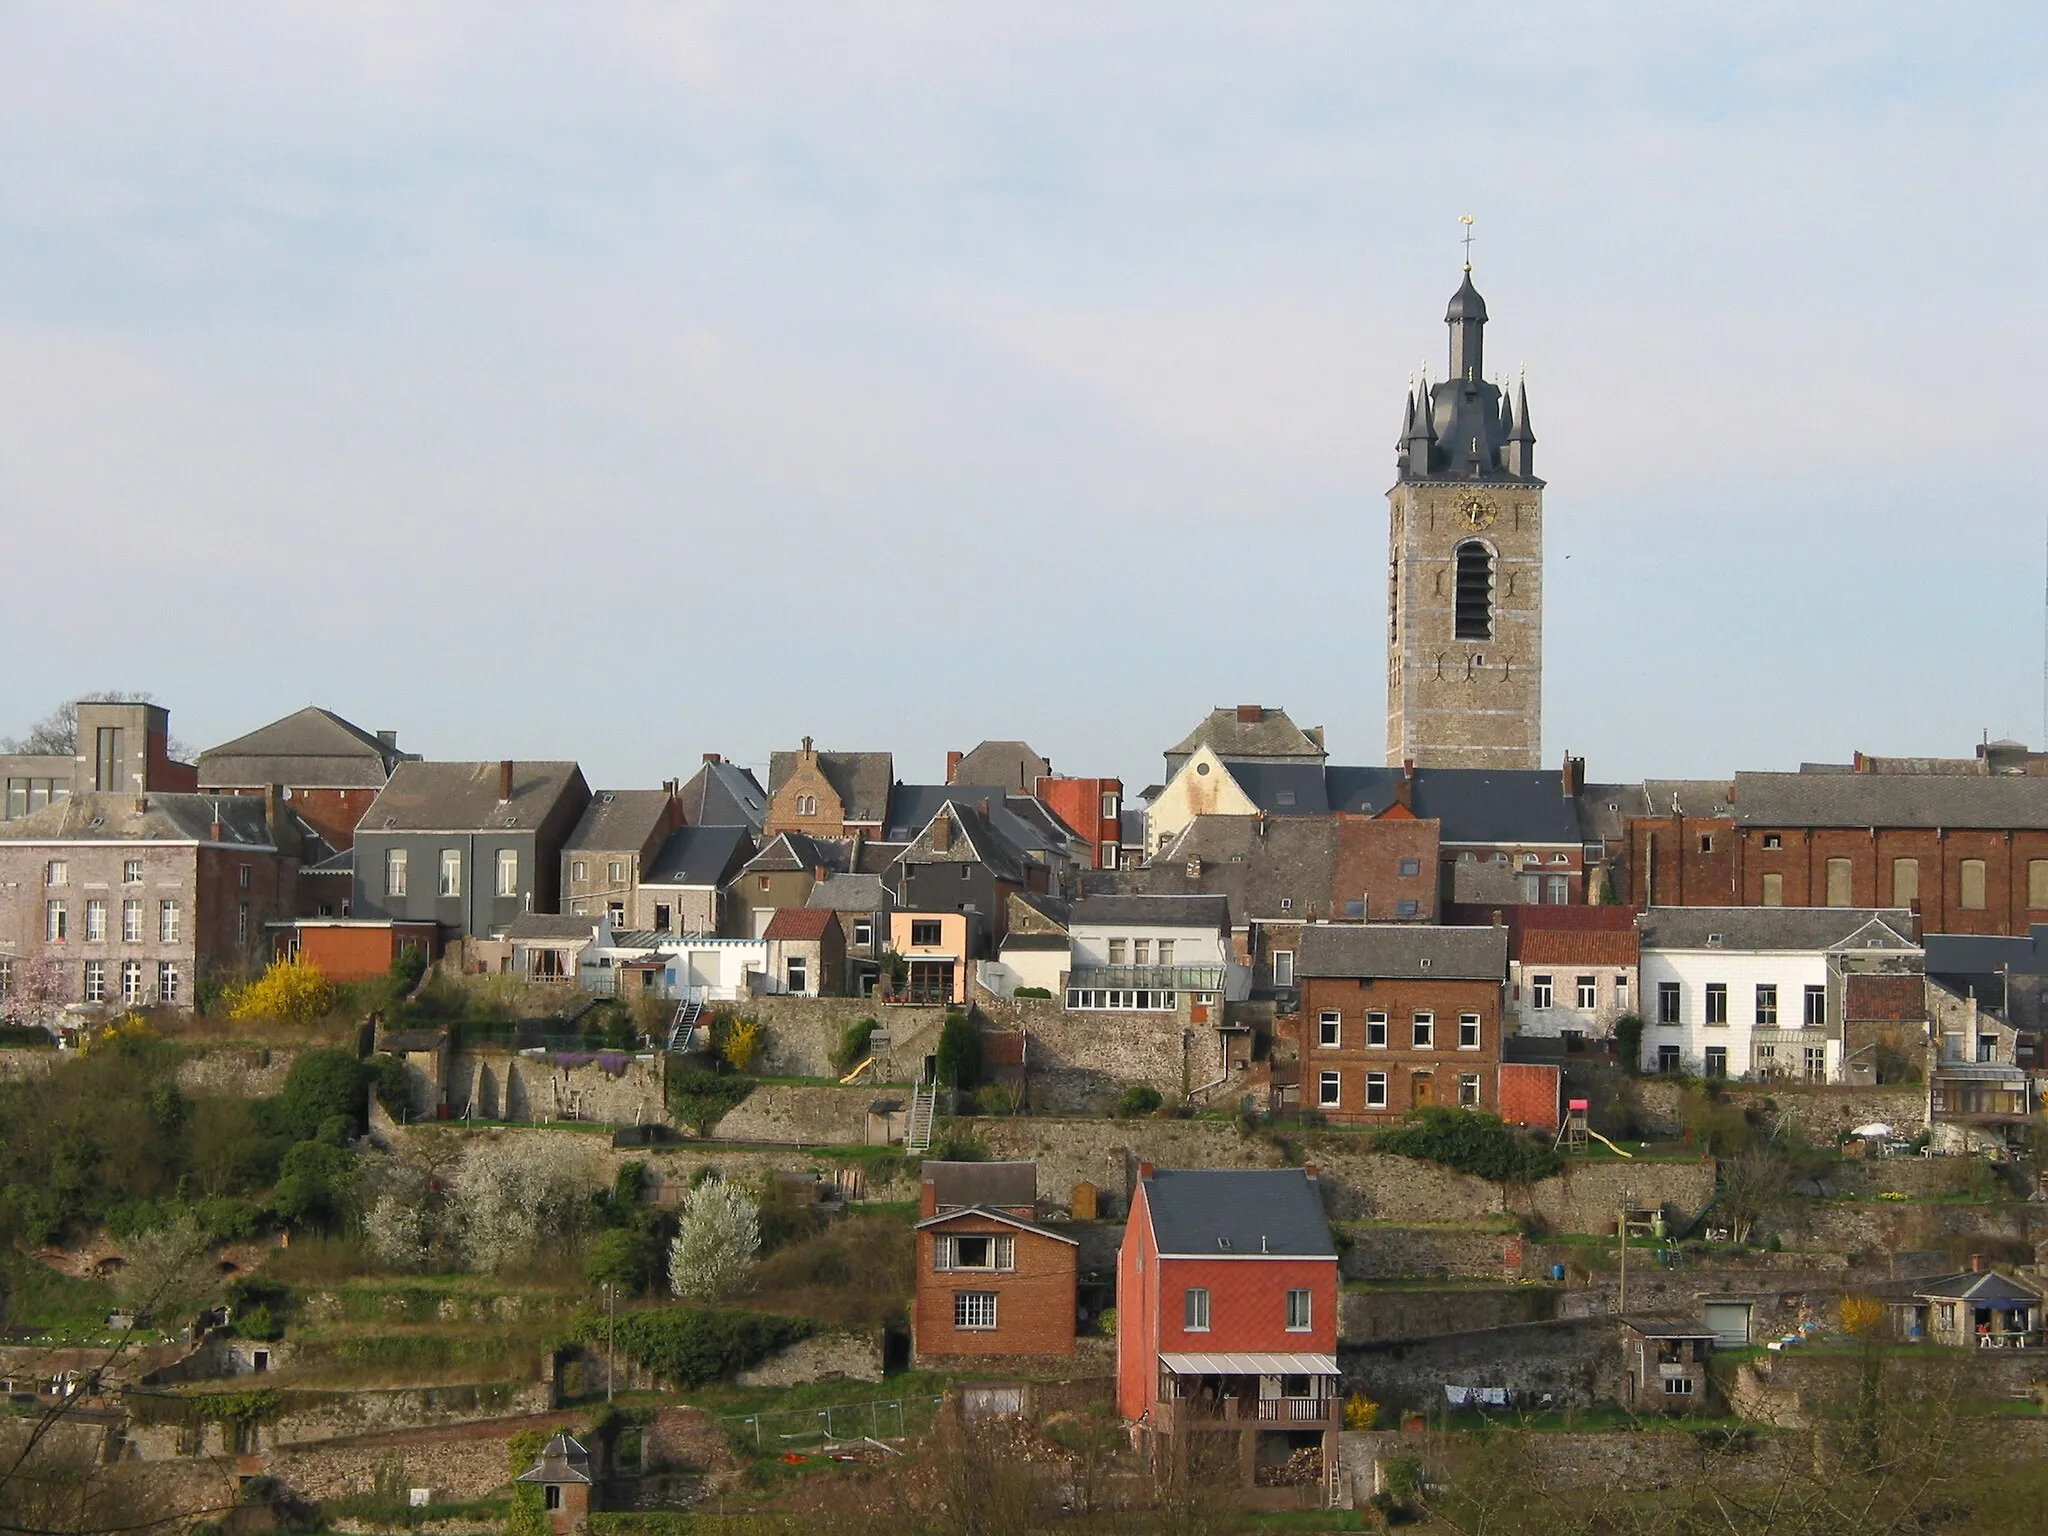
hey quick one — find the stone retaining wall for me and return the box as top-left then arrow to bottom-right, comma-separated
1340,1284 -> 1560,1344
1340,1226 -> 1515,1280
711,1084 -> 880,1145
733,1330 -> 885,1388
1633,1079 -> 1929,1140
1340,1316 -> 1622,1413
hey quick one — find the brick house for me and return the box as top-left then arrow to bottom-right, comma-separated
728,832 -> 842,939
0,790 -> 301,1015
514,1432 -> 597,1533
912,1161 -> 1076,1366
764,738 -> 891,839
762,906 -> 845,996
1116,1165 -> 1339,1505
196,705 -> 413,850
560,788 -> 684,929
1294,924 -> 1508,1125
1033,773 -> 1126,871
284,918 -> 440,982
1494,905 -> 1640,1043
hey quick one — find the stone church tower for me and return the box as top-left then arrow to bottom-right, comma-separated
1385,264 -> 1543,769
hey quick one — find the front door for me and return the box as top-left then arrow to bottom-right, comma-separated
1412,1072 -> 1433,1108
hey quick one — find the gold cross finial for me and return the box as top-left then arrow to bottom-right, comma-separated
1459,214 -> 1475,272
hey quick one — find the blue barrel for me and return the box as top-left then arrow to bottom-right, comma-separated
1551,1263 -> 1566,1281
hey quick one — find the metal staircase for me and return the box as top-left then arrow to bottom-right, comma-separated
665,997 -> 705,1053
905,1081 -> 938,1153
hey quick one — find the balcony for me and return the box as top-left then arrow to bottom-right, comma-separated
1069,965 -> 1225,991
1154,1395 -> 1335,1429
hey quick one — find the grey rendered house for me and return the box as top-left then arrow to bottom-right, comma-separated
561,789 -> 683,927
637,824 -> 756,936
352,761 -> 590,941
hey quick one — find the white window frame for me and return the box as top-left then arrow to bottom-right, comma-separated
1132,940 -> 1150,965
439,849 -> 462,898
122,859 -> 143,885
46,902 -> 66,942
1317,1071 -> 1341,1107
45,861 -> 67,888
1184,1287 -> 1211,1332
83,960 -> 105,1002
84,900 -> 107,942
608,860 -> 625,884
1317,1011 -> 1341,1048
160,900 -> 180,943
571,860 -> 587,883
496,848 -> 519,898
852,919 -> 872,947
158,961 -> 180,1004
385,848 -> 408,897
1530,974 -> 1553,1011
1704,983 -> 1728,1026
120,960 -> 145,1006
1101,842 -> 1119,869
935,1234 -> 1014,1272
953,1291 -> 998,1331
787,956 -> 808,992
122,900 -> 143,943
1366,1011 -> 1388,1048
1272,949 -> 1294,985
1365,1071 -> 1387,1107
1458,1013 -> 1481,1050
1411,1012 -> 1434,1049
1285,1289 -> 1312,1332
1575,975 -> 1597,1010
1458,1073 -> 1481,1107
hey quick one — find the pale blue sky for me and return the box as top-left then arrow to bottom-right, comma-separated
3,5 -> 2045,792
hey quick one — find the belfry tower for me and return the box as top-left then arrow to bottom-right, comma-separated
1385,259 -> 1543,769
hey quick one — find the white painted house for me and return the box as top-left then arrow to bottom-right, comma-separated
1063,893 -> 1249,1011
1637,907 -> 1920,1083
577,919 -> 767,1002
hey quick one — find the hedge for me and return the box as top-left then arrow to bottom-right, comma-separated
580,1305 -> 813,1387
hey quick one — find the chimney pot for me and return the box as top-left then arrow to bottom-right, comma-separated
702,752 -> 721,765
1971,1253 -> 1986,1272
802,735 -> 814,757
919,1178 -> 938,1218
978,798 -> 990,819
1138,1161 -> 1155,1180
498,760 -> 514,800
1236,704 -> 1262,724
1303,1163 -> 1319,1180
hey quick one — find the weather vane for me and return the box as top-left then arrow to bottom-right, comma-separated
1459,213 -> 1475,272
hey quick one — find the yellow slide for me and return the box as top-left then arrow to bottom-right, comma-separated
838,1056 -> 876,1085
1583,1127 -> 1634,1158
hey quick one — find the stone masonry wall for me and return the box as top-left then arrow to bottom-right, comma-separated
711,1084 -> 876,1145
1341,1317 -> 1622,1413
733,1330 -> 885,1388
1341,1227 -> 1516,1280
176,1046 -> 302,1097
1340,1285 -> 1560,1344
1632,1078 -> 1929,1140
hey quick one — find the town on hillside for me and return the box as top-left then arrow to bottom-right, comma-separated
1,272 -> 2045,1532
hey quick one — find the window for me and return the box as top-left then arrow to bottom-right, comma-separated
1132,940 -> 1150,965
1656,982 -> 1680,1024
653,904 -> 671,931
1458,1073 -> 1480,1107
1530,974 -> 1553,1010
1365,1072 -> 1388,1107
1285,1289 -> 1312,1331
936,1234 -> 1014,1271
1704,1045 -> 1727,1079
1804,985 -> 1827,1026
787,957 -> 808,992
1458,1013 -> 1480,1049
1825,857 -> 1853,908
158,962 -> 179,1004
1453,540 -> 1495,640
1184,1287 -> 1211,1331
1318,1011 -> 1341,1048
385,849 -> 408,897
1318,1071 -> 1341,1107
795,794 -> 817,817
607,901 -> 625,926
84,960 -> 105,1002
1546,875 -> 1570,905
1762,833 -> 1782,850
1959,858 -> 1987,911
1657,1044 -> 1681,1073
120,900 -> 141,942
1411,1012 -> 1434,1048
1704,983 -> 1727,1026
93,726 -> 123,791
1366,1011 -> 1388,1048
1101,791 -> 1119,820
1761,872 -> 1784,907
237,904 -> 249,943
1101,843 -> 1119,869
1663,1377 -> 1695,1397
605,860 -> 624,884
237,864 -> 251,890
1107,939 -> 1127,964
1898,858 -> 1924,907
1615,975 -> 1629,1008
1280,897 -> 1293,911
45,861 -> 67,888
439,849 -> 461,897
1272,950 -> 1294,986
46,902 -> 66,942
852,919 -> 872,946
1157,940 -> 1175,965
154,900 -> 180,943
571,860 -> 587,883
0,961 -> 10,999
1576,975 -> 1596,1010
84,900 -> 107,942
1755,983 -> 1778,1025
122,860 -> 142,885
120,961 -> 144,1005
497,849 -> 519,897
1398,858 -> 1422,877
544,1486 -> 563,1513
954,1292 -> 998,1330
759,877 -> 770,891
1396,898 -> 1421,918
911,920 -> 942,946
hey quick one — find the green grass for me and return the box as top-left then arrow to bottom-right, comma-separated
0,1258 -> 123,1341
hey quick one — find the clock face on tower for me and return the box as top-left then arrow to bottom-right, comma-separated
1459,494 -> 1496,532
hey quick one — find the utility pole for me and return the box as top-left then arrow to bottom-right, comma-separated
604,1283 -> 616,1404
1617,1186 -> 1633,1316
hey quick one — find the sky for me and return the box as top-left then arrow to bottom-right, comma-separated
3,4 -> 2046,793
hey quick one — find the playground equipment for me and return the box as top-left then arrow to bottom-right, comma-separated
1555,1098 -> 1634,1157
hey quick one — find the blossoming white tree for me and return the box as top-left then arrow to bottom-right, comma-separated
448,1135 -> 599,1275
669,1177 -> 760,1301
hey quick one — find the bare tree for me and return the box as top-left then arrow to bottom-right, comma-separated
3,693 -> 191,761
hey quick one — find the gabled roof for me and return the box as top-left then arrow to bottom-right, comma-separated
564,789 -> 674,854
1141,815 -> 1339,923
1519,927 -> 1639,967
196,705 -> 412,789
951,741 -> 1050,794
644,825 -> 755,888
360,761 -> 587,834
740,831 -> 846,877
1733,771 -> 2048,831
806,872 -> 891,912
895,801 -> 1027,883
1640,780 -> 1737,819
0,792 -> 278,848
1326,767 -> 1583,846
1923,925 -> 2048,983
1912,1271 -> 2042,1304
677,759 -> 767,832
1297,923 -> 1507,981
914,1206 -> 1077,1244
1070,893 -> 1231,933
926,1159 -> 1037,1210
764,907 -> 838,942
1166,708 -> 1326,767
514,1433 -> 594,1485
1638,907 -> 1920,955
1225,761 -> 1332,817
1140,1168 -> 1335,1259
768,748 -> 893,824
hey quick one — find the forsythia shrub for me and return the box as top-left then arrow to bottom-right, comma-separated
721,1017 -> 762,1075
228,958 -> 336,1027
1840,1294 -> 1886,1337
1343,1392 -> 1380,1430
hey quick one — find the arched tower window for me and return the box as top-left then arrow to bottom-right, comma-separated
1453,541 -> 1495,641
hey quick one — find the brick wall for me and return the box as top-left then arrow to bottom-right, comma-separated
913,1221 -> 1076,1364
1297,974 -> 1503,1125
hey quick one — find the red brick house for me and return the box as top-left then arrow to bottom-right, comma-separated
514,1432 -> 596,1533
1033,774 -> 1127,871
912,1161 -> 1077,1366
1295,924 -> 1508,1126
1116,1166 -> 1339,1506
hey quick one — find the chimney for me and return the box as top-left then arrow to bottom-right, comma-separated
702,752 -> 721,765
1236,704 -> 1262,724
663,778 -> 679,797
1186,856 -> 1202,879
933,814 -> 953,853
498,760 -> 514,801
377,729 -> 398,751
977,798 -> 990,820
1971,1253 -> 1986,1273
1394,765 -> 1414,811
946,750 -> 963,783
1138,1161 -> 1155,1181
919,1177 -> 938,1218
1303,1163 -> 1319,1181
813,865 -> 827,883
801,735 -> 815,759
1561,753 -> 1586,798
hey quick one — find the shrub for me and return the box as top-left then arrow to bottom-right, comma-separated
449,1136 -> 601,1274
1118,1085 -> 1164,1118
227,959 -> 336,1027
1096,1307 -> 1116,1338
832,1018 -> 880,1076
506,1428 -> 550,1536
1613,1013 -> 1644,1073
1343,1392 -> 1380,1430
262,1049 -> 372,1143
666,1069 -> 754,1137
371,1054 -> 413,1122
721,1017 -> 763,1075
587,1228 -> 653,1294
668,1178 -> 760,1301
389,946 -> 430,996
591,1305 -> 811,1388
930,1121 -> 990,1162
1840,1294 -> 1885,1337
975,1084 -> 1020,1116
935,1012 -> 980,1090
1374,1107 -> 1564,1185
1012,987 -> 1053,1000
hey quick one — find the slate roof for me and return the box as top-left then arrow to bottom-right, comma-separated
1141,1168 -> 1335,1258
564,789 -> 673,853
196,706 -> 411,789
1912,1271 -> 2042,1304
1641,780 -> 1737,818
926,1160 -> 1037,1210
677,759 -> 767,832
767,749 -> 893,825
0,792 -> 279,847
1923,925 -> 2048,982
1166,708 -> 1326,766
1638,907 -> 1920,954
1070,894 -> 1231,932
1001,933 -> 1072,952
1138,816 -> 1337,924
643,825 -> 754,887
1009,890 -> 1071,931
361,761 -> 587,834
1296,924 -> 1507,981
1225,762 -> 1332,817
1733,771 -> 2048,830
514,1433 -> 594,1486
1119,810 -> 1147,846
764,907 -> 838,942
951,741 -> 1049,794
806,873 -> 891,912
741,831 -> 847,877
1325,767 -> 1582,846
895,801 -> 1028,883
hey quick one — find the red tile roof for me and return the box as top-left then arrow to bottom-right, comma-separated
1520,929 -> 1639,966
763,907 -> 837,941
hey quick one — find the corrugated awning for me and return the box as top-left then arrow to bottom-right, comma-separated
1158,1352 -> 1337,1377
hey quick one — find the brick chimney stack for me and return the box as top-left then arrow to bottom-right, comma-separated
919,1177 -> 938,1218
1561,752 -> 1586,798
945,750 -> 963,782
1138,1161 -> 1155,1180
702,752 -> 721,765
1235,704 -> 1262,724
498,760 -> 514,801
933,813 -> 953,853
